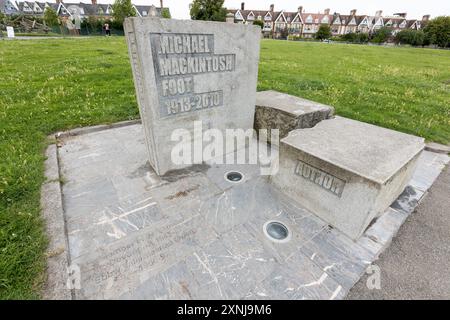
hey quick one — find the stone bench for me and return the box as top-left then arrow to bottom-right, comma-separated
271,116 -> 425,240
254,90 -> 334,142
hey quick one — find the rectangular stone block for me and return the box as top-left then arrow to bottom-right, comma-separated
124,17 -> 261,175
271,116 -> 424,240
254,90 -> 334,142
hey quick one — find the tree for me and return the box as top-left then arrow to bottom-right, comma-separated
190,0 -> 227,22
112,0 -> 136,26
161,8 -> 171,19
395,29 -> 424,46
356,32 -> 369,43
253,19 -> 263,29
423,16 -> 450,48
371,27 -> 391,44
44,7 -> 59,27
341,32 -> 356,42
315,24 -> 331,40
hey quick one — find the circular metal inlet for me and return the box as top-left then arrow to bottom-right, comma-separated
225,171 -> 243,183
263,221 -> 291,243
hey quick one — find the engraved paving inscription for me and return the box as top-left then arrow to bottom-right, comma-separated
295,160 -> 346,197
150,33 -> 236,118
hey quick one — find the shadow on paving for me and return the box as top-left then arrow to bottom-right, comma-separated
347,163 -> 450,299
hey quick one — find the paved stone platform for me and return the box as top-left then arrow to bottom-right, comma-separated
41,122 -> 449,300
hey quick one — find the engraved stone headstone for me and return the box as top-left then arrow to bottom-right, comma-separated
124,18 -> 261,175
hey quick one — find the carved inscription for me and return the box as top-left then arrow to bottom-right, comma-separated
150,33 -> 236,118
295,160 -> 346,197
78,216 -> 216,298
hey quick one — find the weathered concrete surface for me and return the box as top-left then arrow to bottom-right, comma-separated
41,144 -> 72,300
271,116 -> 425,240
425,142 -> 450,154
254,90 -> 334,141
124,18 -> 261,175
42,122 -> 447,300
347,163 -> 450,299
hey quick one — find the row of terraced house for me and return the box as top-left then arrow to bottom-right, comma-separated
227,3 -> 431,38
0,0 -> 167,19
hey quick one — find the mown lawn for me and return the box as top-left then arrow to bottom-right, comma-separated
0,37 -> 449,299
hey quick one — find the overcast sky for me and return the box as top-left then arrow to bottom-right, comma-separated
97,0 -> 450,20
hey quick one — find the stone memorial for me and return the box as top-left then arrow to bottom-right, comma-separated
124,18 -> 261,175
254,90 -> 334,144
6,26 -> 15,38
271,116 -> 425,240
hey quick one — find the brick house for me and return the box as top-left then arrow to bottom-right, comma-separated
1,1 -> 170,20
226,3 -> 427,39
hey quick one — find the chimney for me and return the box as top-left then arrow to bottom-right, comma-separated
422,14 -> 430,22
270,4 -> 274,13
324,8 -> 330,15
375,10 -> 382,17
350,9 -> 356,16
91,0 -> 97,5
298,6 -> 303,13
149,5 -> 157,16
395,12 -> 407,18
241,2 -> 245,11
160,0 -> 163,9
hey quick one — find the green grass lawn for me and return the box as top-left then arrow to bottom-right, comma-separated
0,37 -> 449,299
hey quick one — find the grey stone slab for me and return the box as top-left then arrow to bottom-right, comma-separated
199,178 -> 280,233
390,185 -> 425,215
245,251 -> 345,300
44,144 -> 60,182
299,227 -> 372,291
355,236 -> 384,260
119,260 -> 210,299
56,120 -> 141,139
184,238 -> 276,299
66,193 -> 173,259
410,151 -> 450,192
272,116 -> 424,239
72,214 -> 218,299
43,121 -> 448,300
364,207 -> 408,248
41,144 -> 72,300
254,90 -> 334,139
124,18 -> 261,175
65,173 -> 220,259
425,142 -> 450,154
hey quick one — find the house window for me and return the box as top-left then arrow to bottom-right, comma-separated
275,23 -> 286,32
290,23 -> 300,33
142,11 -> 147,16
